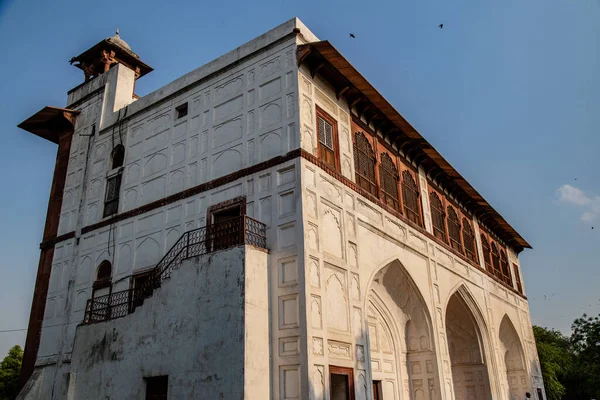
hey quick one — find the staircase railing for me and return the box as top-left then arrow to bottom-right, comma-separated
83,216 -> 267,324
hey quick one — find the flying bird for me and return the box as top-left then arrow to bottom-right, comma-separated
349,33 -> 356,38
439,24 -> 444,29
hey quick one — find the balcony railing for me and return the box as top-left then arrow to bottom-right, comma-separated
84,216 -> 267,324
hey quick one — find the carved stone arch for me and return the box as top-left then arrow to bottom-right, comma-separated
445,283 -> 496,400
364,258 -> 442,400
499,314 -> 529,400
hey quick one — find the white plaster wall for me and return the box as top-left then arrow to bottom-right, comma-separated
38,17 -> 315,375
48,246 -> 266,400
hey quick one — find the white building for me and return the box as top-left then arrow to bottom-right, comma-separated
17,18 -> 545,400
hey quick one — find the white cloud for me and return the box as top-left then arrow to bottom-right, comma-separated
557,184 -> 591,205
557,184 -> 600,222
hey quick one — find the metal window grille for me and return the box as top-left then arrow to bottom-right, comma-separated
103,173 -> 122,217
430,192 -> 447,243
402,170 -> 421,226
353,132 -> 377,196
379,153 -> 400,211
447,206 -> 462,253
462,218 -> 477,262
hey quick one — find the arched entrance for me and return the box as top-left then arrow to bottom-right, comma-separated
367,261 -> 441,400
445,291 -> 492,400
499,316 -> 528,400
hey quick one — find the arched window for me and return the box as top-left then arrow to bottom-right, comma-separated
430,192 -> 447,243
491,242 -> 501,279
379,153 -> 400,211
481,234 -> 492,273
96,260 -> 112,282
401,170 -> 421,227
500,250 -> 512,285
111,144 -> 125,169
447,206 -> 462,252
353,132 -> 377,196
462,218 -> 477,262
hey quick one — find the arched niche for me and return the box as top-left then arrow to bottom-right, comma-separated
445,289 -> 492,400
499,315 -> 528,400
366,260 -> 441,400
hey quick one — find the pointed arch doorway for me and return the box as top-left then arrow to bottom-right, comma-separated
366,261 -> 441,400
499,316 -> 528,400
445,291 -> 492,400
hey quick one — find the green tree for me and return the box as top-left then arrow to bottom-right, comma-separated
533,326 -> 571,400
0,345 -> 23,400
567,313 -> 600,400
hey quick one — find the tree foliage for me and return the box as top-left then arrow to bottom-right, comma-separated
567,314 -> 600,399
534,313 -> 600,400
0,345 -> 23,400
533,326 -> 570,400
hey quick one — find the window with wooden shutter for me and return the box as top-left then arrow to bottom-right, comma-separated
353,132 -> 377,196
447,206 -> 462,252
430,192 -> 447,243
401,170 -> 422,227
500,250 -> 512,285
462,218 -> 477,262
379,153 -> 400,211
513,264 -> 523,293
481,235 -> 492,273
491,242 -> 502,279
317,108 -> 337,170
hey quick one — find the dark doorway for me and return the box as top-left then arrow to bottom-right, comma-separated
372,380 -> 382,400
145,375 -> 168,400
537,388 -> 544,400
329,366 -> 355,400
207,197 -> 246,251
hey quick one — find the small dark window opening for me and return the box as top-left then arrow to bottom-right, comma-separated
96,260 -> 112,282
329,366 -> 355,400
176,103 -> 188,119
111,144 -> 125,169
103,174 -> 122,217
145,375 -> 168,400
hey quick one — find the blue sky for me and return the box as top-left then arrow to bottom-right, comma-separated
0,0 -> 599,358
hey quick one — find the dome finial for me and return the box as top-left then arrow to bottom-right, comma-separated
115,28 -> 119,36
